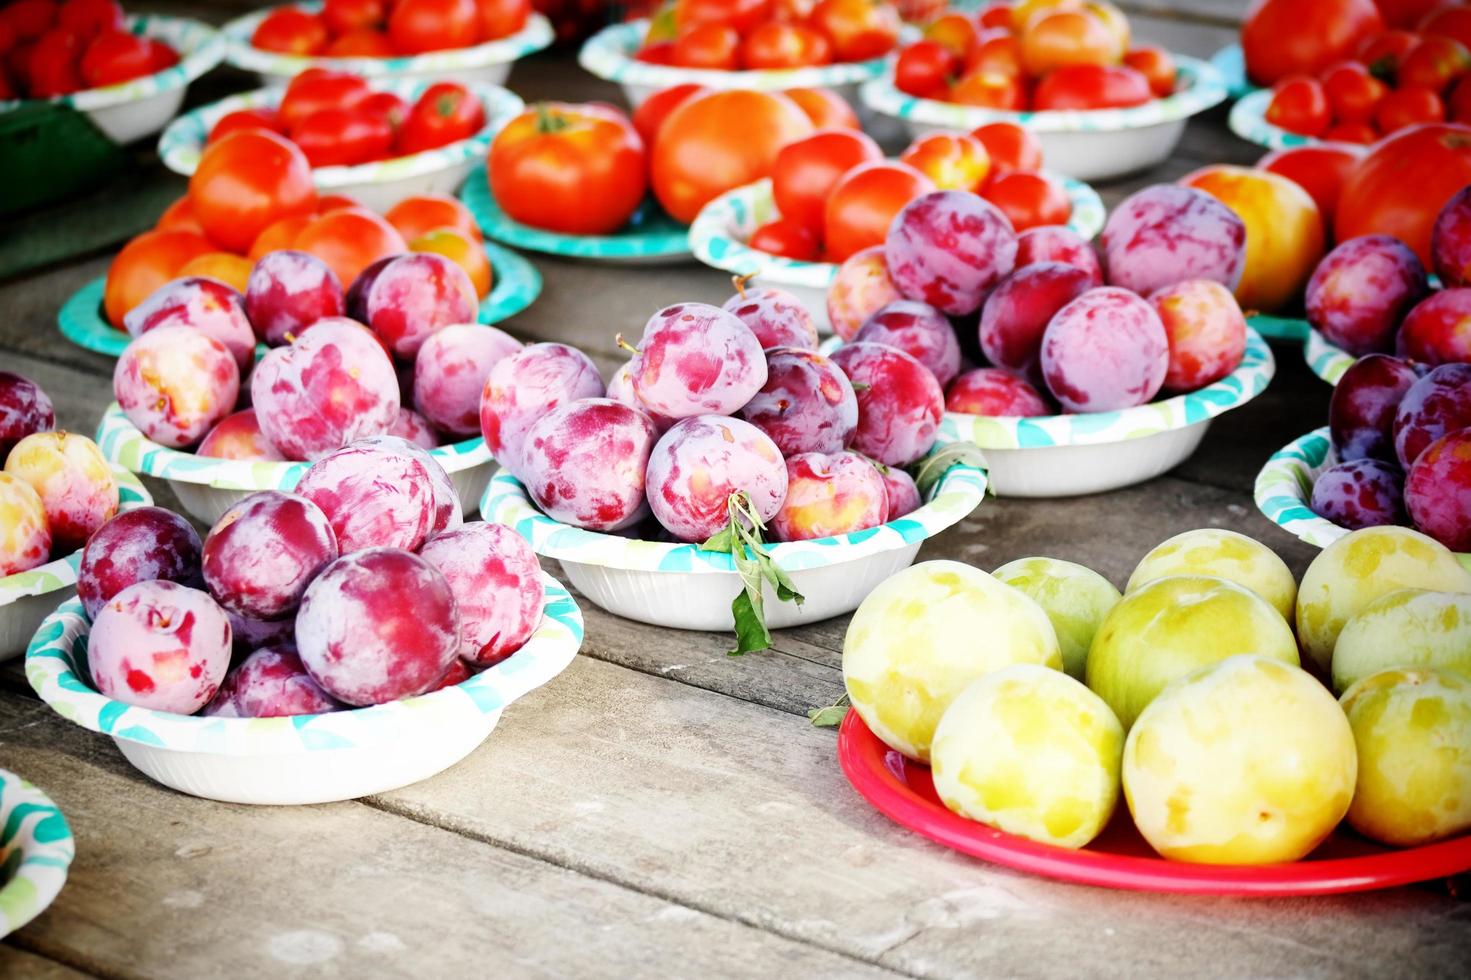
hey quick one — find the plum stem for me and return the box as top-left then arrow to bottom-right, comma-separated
614,333 -> 641,356
731,273 -> 756,299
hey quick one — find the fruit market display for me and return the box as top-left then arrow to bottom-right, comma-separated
843,525 -> 1471,860
248,0 -> 533,57
631,0 -> 901,70
0,0 -> 178,100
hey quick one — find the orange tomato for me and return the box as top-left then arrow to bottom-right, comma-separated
177,252 -> 255,293
1123,45 -> 1176,97
899,131 -> 992,191
786,86 -> 861,129
1083,0 -> 1129,59
189,130 -> 316,254
631,83 -> 708,146
1011,0 -> 1080,31
388,0 -> 478,54
315,194 -> 362,214
965,30 -> 1024,76
1021,8 -> 1117,76
809,0 -> 902,62
294,207 -> 408,288
981,171 -> 1070,231
103,229 -> 214,327
971,121 -> 1044,174
1256,142 -> 1365,225
411,227 -> 493,298
672,22 -> 740,69
741,22 -> 832,69
385,194 -> 483,243
925,12 -> 979,59
823,160 -> 936,261
155,195 -> 204,235
951,68 -> 1027,108
249,214 -> 315,260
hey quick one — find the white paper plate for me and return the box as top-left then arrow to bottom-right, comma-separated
1304,326 -> 1354,385
0,769 -> 74,938
1228,87 -> 1318,151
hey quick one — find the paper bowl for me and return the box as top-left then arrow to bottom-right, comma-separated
158,79 -> 524,212
482,458 -> 988,632
0,466 -> 150,660
0,14 -> 224,145
1304,326 -> 1354,385
1209,43 -> 1254,101
1227,87 -> 1316,151
25,574 -> 582,805
688,173 -> 1105,332
223,3 -> 553,87
0,769 -> 74,938
95,403 -> 493,526
938,328 -> 1275,497
859,55 -> 1227,182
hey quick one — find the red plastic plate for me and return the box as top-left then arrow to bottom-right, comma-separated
837,709 -> 1471,897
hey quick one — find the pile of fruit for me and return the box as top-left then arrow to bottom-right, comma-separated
1,373 -> 120,576
207,69 -> 487,169
0,0 -> 177,100
74,439 -> 546,718
632,0 -> 901,70
845,524 -> 1471,858
827,182 -> 1249,419
892,1 -> 1177,111
250,0 -> 532,57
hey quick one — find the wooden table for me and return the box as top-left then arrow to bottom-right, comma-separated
3,4 -> 1468,977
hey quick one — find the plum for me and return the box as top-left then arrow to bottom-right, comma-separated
1101,184 -> 1246,297
737,347 -> 857,456
830,342 -> 944,466
338,433 -> 460,535
202,491 -> 338,620
1126,528 -> 1298,623
203,645 -> 344,718
1014,226 -> 1104,287
250,317 -> 399,461
387,408 -> 439,449
978,263 -> 1093,384
344,254 -> 394,323
114,325 -> 240,449
878,465 -> 921,519
1431,185 -> 1471,287
945,367 -> 1053,416
885,190 -> 1018,316
1305,235 -> 1427,356
77,507 -> 203,620
1040,287 -> 1169,413
1397,288 -> 1471,366
413,323 -> 522,437
5,431 -> 118,552
244,250 -> 346,347
419,521 -> 545,667
480,342 -> 604,474
1330,354 -> 1423,463
630,303 -> 767,419
520,399 -> 656,532
771,451 -> 889,542
0,371 -> 55,459
197,409 -> 287,461
428,659 -> 474,691
87,580 -> 232,714
123,276 -> 256,373
293,440 -> 435,553
227,609 -> 296,657
1147,279 -> 1247,394
1393,363 -> 1471,469
854,300 -> 962,387
827,246 -> 904,341
364,252 -> 478,360
295,547 -> 460,706
721,283 -> 819,350
1405,430 -> 1471,551
606,360 -> 675,433
994,557 -> 1121,681
645,416 -> 788,542
0,473 -> 50,576
1311,459 -> 1408,530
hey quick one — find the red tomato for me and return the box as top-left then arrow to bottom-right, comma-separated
357,90 -> 410,132
1375,86 -> 1444,131
79,28 -> 157,87
1449,72 -> 1471,122
397,82 -> 486,153
1321,61 -> 1387,123
772,128 -> 883,230
279,70 -> 370,130
155,194 -> 205,235
322,0 -> 385,35
385,194 -> 483,242
978,3 -> 1013,30
1399,36 -> 1471,92
475,0 -> 529,40
143,37 -> 176,72
1337,122 -> 1471,262
294,207 -> 407,287
27,28 -> 82,97
1242,0 -> 1384,85
823,160 -> 936,261
742,22 -> 832,68
982,171 -> 1069,231
1324,120 -> 1380,142
786,86 -> 861,129
1374,0 -> 1438,29
1265,76 -> 1331,137
0,0 -> 56,43
326,29 -> 395,56
189,129 -> 318,254
388,0 -> 478,54
924,13 -> 979,59
252,6 -> 330,55
971,121 -> 1043,175
1257,142 -> 1366,224
1123,45 -> 1177,97
57,0 -> 121,39
1033,64 -> 1152,110
292,107 -> 394,166
207,107 -> 284,145
749,217 -> 821,260
1357,28 -> 1420,80
631,83 -> 707,146
675,0 -> 770,36
490,102 -> 647,235
965,30 -> 1023,77
950,68 -> 1026,109
809,0 -> 902,63
1418,5 -> 1471,50
895,39 -> 959,98
636,41 -> 677,64
672,22 -> 740,69
899,131 -> 992,191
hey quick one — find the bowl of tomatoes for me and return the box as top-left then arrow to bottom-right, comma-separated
223,0 -> 554,87
158,72 -> 523,213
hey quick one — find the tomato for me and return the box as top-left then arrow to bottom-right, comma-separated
971,121 -> 1043,175
652,89 -> 814,224
1033,64 -> 1151,110
809,0 -> 902,63
1323,120 -> 1379,142
491,102 -> 647,234
1373,0 -> 1438,29
291,107 -> 394,166
771,0 -> 817,20
177,252 -> 254,293
1265,76 -> 1331,137
1450,72 -> 1471,122
924,13 -> 979,59
823,160 -> 936,261
208,108 -> 283,145
894,40 -> 958,98
476,0 -> 529,40
742,22 -> 832,69
1375,86 -> 1444,132
632,84 -> 707,146
27,29 -> 82,97
326,30 -> 395,56
982,171 -> 1069,231
675,0 -> 770,36
252,7 -> 330,55
636,41 -> 677,64
189,130 -> 317,254
279,70 -> 370,131
899,131 -> 991,191
1418,5 -> 1471,50
323,0 -> 385,35
950,68 -> 1026,108
357,90 -> 410,133
1123,45 -> 1176,97
772,128 -> 883,230
1010,0 -> 1074,31
1257,142 -> 1366,224
295,207 -> 407,287
0,0 -> 56,42
79,28 -> 158,87
388,0 -> 478,54
411,227 -> 492,297
1242,0 -> 1383,85
1321,61 -> 1387,123
397,82 -> 486,153
103,229 -> 213,327
248,214 -> 314,260
315,193 -> 360,212
57,0 -> 121,39
1357,28 -> 1420,80
143,37 -> 176,72
672,22 -> 740,69
155,195 -> 205,235
1338,122 -> 1471,262
750,217 -> 821,260
965,30 -> 1023,76
1399,36 -> 1471,92
786,86 -> 861,129
1085,0 -> 1130,57
386,194 -> 483,242
1021,9 -> 1117,77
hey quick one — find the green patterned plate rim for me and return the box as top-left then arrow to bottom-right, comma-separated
1228,88 -> 1317,151
0,768 -> 74,939
1304,326 -> 1353,385
1247,313 -> 1309,343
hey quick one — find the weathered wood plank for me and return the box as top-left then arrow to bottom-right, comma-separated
0,943 -> 92,979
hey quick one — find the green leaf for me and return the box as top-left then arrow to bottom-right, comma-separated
850,380 -> 872,392
700,491 -> 805,656
807,692 -> 850,728
914,441 -> 987,496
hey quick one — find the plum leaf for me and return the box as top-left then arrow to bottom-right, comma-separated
702,490 -> 804,656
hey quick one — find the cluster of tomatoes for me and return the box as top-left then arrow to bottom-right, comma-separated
251,0 -> 530,58
632,0 -> 901,70
205,69 -> 485,169
0,0 -> 177,100
893,1 -> 1176,111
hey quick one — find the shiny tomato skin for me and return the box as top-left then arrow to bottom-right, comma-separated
1374,86 -> 1444,132
388,0 -> 478,54
1321,61 -> 1387,123
809,0 -> 902,63
57,0 -> 122,39
823,160 -> 936,261
741,22 -> 832,69
1358,28 -> 1420,80
632,83 -> 708,147
279,70 -> 370,131
895,39 -> 959,98
982,171 -> 1069,231
103,229 -> 214,327
475,0 -> 529,41
965,30 -> 1023,77
786,86 -> 861,129
79,28 -> 157,87
294,206 -> 408,287
1032,63 -> 1151,110
1265,76 -> 1331,137
899,131 -> 991,192
1242,0 -> 1383,85
950,68 -> 1026,109
358,90 -> 410,133
251,7 -> 329,55
924,13 -> 978,60
749,217 -> 821,260
1398,35 -> 1471,92
291,107 -> 395,166
1336,122 -> 1471,263
27,28 -> 82,97
322,0 -> 385,35
385,194 -> 483,242
189,129 -> 318,254
326,29 -> 395,56
772,128 -> 883,231
671,22 -> 740,69
1256,142 -> 1366,224
970,121 -> 1044,176
397,82 -> 486,154
207,108 -> 284,145
1123,45 -> 1177,97
1323,120 -> 1380,143
675,0 -> 770,36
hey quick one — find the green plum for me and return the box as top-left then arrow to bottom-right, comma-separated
1127,528 -> 1297,622
1332,590 -> 1471,694
993,556 -> 1121,680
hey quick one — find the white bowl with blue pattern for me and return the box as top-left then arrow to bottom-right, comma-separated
482,457 -> 987,632
1,466 -> 150,661
0,14 -> 223,145
938,327 -> 1276,497
0,769 -> 74,938
1228,87 -> 1318,151
25,573 -> 583,805
1304,326 -> 1354,385
95,403 -> 495,526
860,55 -> 1229,181
1209,43 -> 1255,102
157,79 -> 524,212
223,3 -> 554,87
689,173 -> 1107,332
